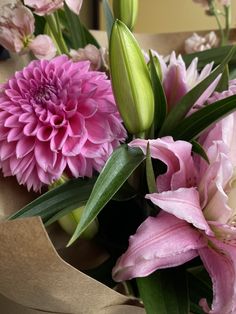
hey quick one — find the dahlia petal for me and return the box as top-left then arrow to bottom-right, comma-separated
34,141 -> 56,171
16,137 -> 35,158
68,113 -> 84,137
0,142 -> 15,160
23,122 -> 39,136
37,126 -> 55,142
112,212 -> 206,282
4,115 -> 19,128
146,188 -> 214,236
17,78 -> 30,93
86,115 -> 111,143
37,166 -> 53,185
199,239 -> 236,314
7,128 -> 23,142
50,127 -> 69,151
67,155 -> 86,177
78,99 -> 98,118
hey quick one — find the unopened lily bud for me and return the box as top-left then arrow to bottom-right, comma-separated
113,0 -> 138,31
109,20 -> 154,135
59,206 -> 99,239
49,175 -> 98,239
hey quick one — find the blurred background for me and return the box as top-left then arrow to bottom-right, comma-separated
80,0 -> 236,34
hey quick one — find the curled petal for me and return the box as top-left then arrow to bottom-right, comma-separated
199,238 -> 236,314
65,0 -> 83,15
146,187 -> 214,236
112,212 -> 206,281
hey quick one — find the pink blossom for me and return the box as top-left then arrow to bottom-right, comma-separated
193,0 -> 209,8
185,32 -> 219,54
159,52 -> 220,110
70,45 -> 108,71
0,1 -> 56,59
0,56 -> 126,191
28,35 -> 56,60
24,0 -> 83,16
112,111 -> 236,313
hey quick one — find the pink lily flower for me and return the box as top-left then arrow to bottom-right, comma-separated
0,1 -> 56,60
24,0 -> 83,15
113,110 -> 236,313
148,51 -> 221,111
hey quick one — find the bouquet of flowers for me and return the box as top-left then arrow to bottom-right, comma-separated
1,0 -> 236,313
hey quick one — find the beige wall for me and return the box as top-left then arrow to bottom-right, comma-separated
99,0 -> 236,34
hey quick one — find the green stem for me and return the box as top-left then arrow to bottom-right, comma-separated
45,14 -> 69,55
224,5 -> 231,45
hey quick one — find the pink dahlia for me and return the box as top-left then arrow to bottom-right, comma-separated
0,55 -> 126,191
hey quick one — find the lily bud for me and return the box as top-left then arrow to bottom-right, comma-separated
113,0 -> 138,31
109,20 -> 154,135
59,206 -> 99,239
49,175 -> 98,239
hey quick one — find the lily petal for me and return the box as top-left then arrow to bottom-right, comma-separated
199,238 -> 236,314
146,187 -> 214,236
112,211 -> 206,282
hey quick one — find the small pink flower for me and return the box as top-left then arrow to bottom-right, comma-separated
185,32 -> 219,54
193,0 -> 209,8
29,35 -> 56,60
0,56 -> 126,191
70,45 -> 105,71
24,0 -> 83,16
218,0 -> 231,5
0,1 -> 56,60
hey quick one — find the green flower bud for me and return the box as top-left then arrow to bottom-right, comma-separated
109,20 -> 154,135
113,0 -> 139,31
58,206 -> 99,239
49,176 -> 98,239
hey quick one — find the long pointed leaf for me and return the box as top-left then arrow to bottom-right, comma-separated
68,145 -> 145,246
137,268 -> 189,314
171,95 -> 236,141
103,0 -> 114,39
149,51 -> 167,133
8,178 -> 95,222
159,46 -> 236,136
183,45 -> 236,68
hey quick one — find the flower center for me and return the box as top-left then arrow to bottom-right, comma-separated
34,84 -> 57,104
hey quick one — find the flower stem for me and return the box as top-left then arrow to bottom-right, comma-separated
224,5 -> 231,45
45,14 -> 69,55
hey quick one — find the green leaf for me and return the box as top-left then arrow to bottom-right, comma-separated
159,46 -> 236,136
137,268 -> 189,314
146,142 -> 157,193
183,45 -> 236,68
215,65 -> 229,92
102,0 -> 114,39
170,95 -> 236,141
8,178 -> 95,223
64,3 -> 86,48
191,140 -> 209,164
149,51 -> 167,133
68,145 -> 145,246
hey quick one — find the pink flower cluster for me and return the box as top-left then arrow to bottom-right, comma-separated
0,1 -> 56,59
0,56 -> 126,191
